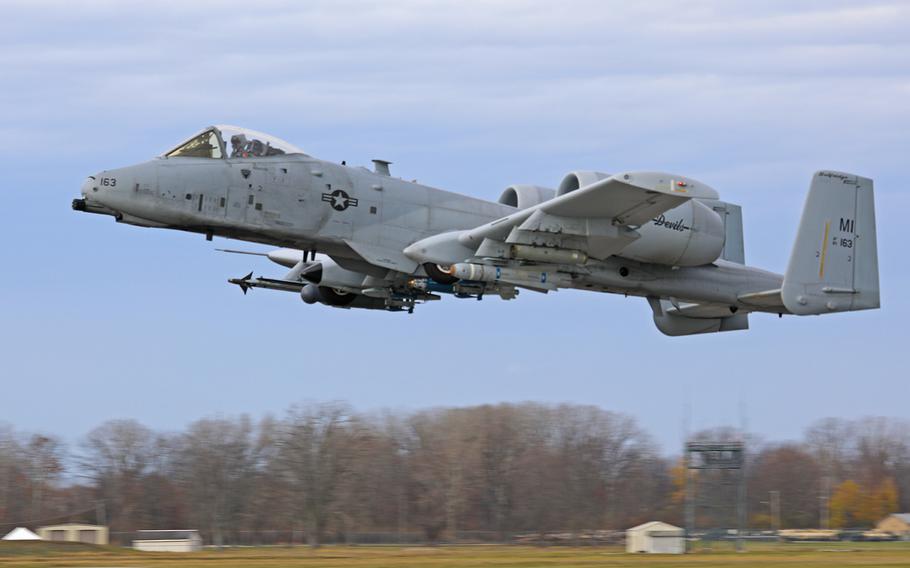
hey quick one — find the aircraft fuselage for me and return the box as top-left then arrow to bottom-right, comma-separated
76,152 -> 784,309
76,123 -> 881,335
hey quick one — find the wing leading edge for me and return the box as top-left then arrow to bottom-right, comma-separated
404,171 -> 719,266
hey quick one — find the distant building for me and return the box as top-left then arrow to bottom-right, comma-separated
779,529 -> 839,541
626,521 -> 685,554
1,527 -> 41,541
36,524 -> 108,545
133,530 -> 203,552
877,514 -> 910,540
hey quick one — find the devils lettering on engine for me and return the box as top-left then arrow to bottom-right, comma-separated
652,214 -> 691,232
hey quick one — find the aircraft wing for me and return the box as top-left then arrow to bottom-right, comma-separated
458,171 -> 718,260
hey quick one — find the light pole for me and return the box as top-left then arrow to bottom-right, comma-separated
760,491 -> 781,536
770,491 -> 781,534
820,477 -> 831,529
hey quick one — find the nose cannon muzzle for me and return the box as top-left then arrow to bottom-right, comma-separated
72,175 -> 117,217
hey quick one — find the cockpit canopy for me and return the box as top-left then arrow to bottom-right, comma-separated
163,125 -> 306,159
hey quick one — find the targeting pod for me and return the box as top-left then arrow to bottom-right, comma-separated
509,244 -> 587,264
445,263 -> 570,289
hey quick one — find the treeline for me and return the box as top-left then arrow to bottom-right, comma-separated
0,403 -> 908,545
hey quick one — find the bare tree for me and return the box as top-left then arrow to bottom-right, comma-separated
277,403 -> 351,547
2,407 -> 896,543
806,418 -> 856,483
749,444 -> 821,528
174,416 -> 258,546
80,419 -> 155,533
22,434 -> 64,520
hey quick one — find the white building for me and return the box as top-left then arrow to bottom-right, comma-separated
2,527 -> 41,541
626,521 -> 685,554
877,513 -> 910,539
132,530 -> 203,552
37,523 -> 109,545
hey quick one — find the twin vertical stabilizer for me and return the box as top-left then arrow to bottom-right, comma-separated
782,171 -> 879,315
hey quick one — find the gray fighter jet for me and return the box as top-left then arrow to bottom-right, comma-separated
73,125 -> 880,335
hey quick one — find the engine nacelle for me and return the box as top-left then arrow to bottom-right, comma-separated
498,184 -> 555,209
619,200 -> 725,266
557,171 -> 611,196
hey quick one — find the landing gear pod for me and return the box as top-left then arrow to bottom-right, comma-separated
319,287 -> 357,307
300,283 -> 357,307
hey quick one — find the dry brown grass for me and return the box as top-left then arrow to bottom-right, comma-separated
1,542 -> 909,568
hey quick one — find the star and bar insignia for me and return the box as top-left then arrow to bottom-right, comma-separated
321,189 -> 359,211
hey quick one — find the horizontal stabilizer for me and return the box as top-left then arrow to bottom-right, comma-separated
737,289 -> 787,312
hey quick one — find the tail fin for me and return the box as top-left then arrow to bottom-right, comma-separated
712,201 -> 745,264
782,171 -> 879,315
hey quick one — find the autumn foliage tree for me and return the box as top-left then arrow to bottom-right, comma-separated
830,478 -> 898,528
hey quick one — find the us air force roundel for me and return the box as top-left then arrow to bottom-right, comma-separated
321,189 -> 359,211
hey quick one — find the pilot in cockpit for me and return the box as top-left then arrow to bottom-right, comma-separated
230,134 -> 248,158
226,130 -> 291,158
248,139 -> 265,157
265,144 -> 285,156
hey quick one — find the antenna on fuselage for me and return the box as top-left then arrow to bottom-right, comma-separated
372,159 -> 392,176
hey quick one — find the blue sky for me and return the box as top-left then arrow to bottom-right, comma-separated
0,0 -> 907,452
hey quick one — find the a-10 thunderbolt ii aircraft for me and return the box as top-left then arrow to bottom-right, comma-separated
73,125 -> 880,335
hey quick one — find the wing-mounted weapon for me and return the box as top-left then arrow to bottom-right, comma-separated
221,247 -> 443,314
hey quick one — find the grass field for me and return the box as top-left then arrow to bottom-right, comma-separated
2,542 -> 910,568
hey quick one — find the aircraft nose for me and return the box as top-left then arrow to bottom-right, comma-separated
80,175 -> 97,197
73,162 -> 157,217
73,175 -> 99,212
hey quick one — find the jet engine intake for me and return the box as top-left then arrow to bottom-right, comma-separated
498,185 -> 555,209
557,171 -> 611,196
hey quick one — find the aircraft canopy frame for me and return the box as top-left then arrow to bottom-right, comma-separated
163,125 -> 307,159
